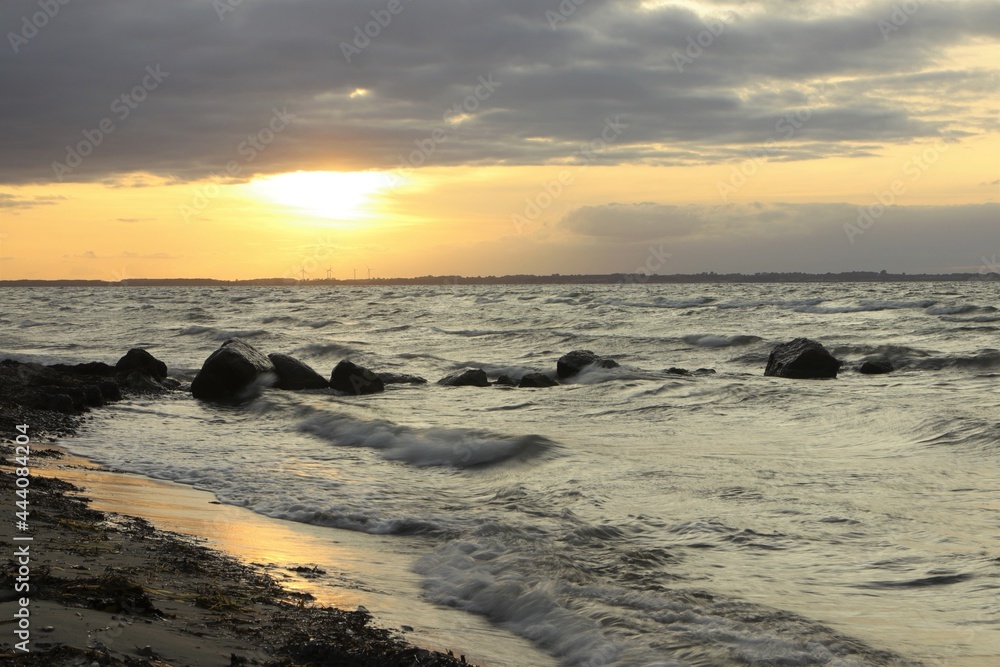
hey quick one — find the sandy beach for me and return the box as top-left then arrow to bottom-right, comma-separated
1,439 -> 478,667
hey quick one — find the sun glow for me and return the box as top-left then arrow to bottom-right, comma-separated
249,171 -> 394,220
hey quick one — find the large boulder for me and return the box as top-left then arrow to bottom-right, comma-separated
518,372 -> 559,388
764,338 -> 842,379
437,369 -> 490,387
330,360 -> 384,395
556,350 -> 620,379
116,348 -> 168,382
191,338 -> 275,402
268,353 -> 329,390
858,358 -> 895,375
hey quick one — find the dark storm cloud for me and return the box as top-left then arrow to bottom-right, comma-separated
2,0 -> 998,183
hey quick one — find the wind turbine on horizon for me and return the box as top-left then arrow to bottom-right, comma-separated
325,267 -> 332,280
367,266 -> 373,281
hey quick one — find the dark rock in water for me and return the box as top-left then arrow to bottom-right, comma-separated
557,350 -> 620,379
858,358 -> 895,375
377,372 -> 428,385
116,348 -> 168,382
82,385 -> 104,407
665,367 -> 691,376
518,372 -> 559,388
268,353 -> 329,390
99,380 -> 123,402
191,338 -> 275,402
765,338 -> 842,379
330,360 -> 384,395
123,371 -> 166,394
437,369 -> 490,387
49,361 -> 116,377
494,375 -> 517,387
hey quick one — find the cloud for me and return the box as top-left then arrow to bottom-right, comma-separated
544,201 -> 1000,274
2,0 -> 998,184
63,250 -> 176,260
0,193 -> 66,208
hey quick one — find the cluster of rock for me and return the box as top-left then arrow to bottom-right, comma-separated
0,337 -> 897,430
764,337 -> 895,379
0,349 -> 175,416
187,337 -> 900,404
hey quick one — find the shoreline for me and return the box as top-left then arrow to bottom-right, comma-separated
1,441 -> 482,667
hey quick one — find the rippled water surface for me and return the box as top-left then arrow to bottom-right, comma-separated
2,282 -> 998,666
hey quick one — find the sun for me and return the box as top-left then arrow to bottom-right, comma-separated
248,171 -> 395,220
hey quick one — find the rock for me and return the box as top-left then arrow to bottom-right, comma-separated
268,353 -> 329,390
330,360 -> 384,395
50,361 -> 116,377
123,371 -> 166,394
82,385 -> 105,407
518,372 -> 559,388
556,350 -> 619,379
191,338 -> 275,402
858,358 -> 895,375
377,372 -> 428,385
665,367 -> 691,376
764,338 -> 842,379
437,369 -> 490,387
494,375 -> 517,387
116,348 -> 168,382
98,380 -> 123,402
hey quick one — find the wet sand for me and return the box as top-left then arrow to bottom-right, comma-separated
0,443 -> 483,667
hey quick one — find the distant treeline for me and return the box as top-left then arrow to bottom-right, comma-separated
1,271 -> 997,287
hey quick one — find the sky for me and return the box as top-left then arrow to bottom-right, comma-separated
0,0 -> 998,280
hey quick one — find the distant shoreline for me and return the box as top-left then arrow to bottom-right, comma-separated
1,271 -> 997,287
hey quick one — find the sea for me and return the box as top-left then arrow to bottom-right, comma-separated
1,282 -> 998,666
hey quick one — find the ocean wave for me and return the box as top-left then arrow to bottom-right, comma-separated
213,328 -> 268,340
415,536 -> 902,667
716,297 -> 824,309
299,319 -> 339,329
604,296 -> 715,309
925,304 -> 980,315
796,299 -> 936,314
298,412 -> 559,467
912,349 -> 1000,371
262,315 -> 295,324
940,314 -> 1000,323
682,333 -> 762,348
294,342 -> 360,358
176,325 -> 215,336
